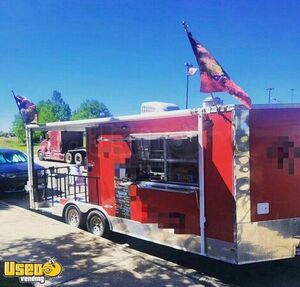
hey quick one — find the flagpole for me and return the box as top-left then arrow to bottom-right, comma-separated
186,73 -> 189,109
183,21 -> 191,109
210,92 -> 216,105
12,90 -> 26,123
182,21 -> 189,33
210,92 -> 221,111
184,62 -> 193,109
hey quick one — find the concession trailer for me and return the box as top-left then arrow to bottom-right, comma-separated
26,103 -> 300,264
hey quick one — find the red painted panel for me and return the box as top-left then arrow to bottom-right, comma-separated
87,113 -> 235,241
87,128 -> 100,205
87,130 -> 133,211
98,135 -> 131,216
250,108 -> 300,221
100,115 -> 198,135
203,112 -> 235,242
87,115 -> 198,206
130,185 -> 200,235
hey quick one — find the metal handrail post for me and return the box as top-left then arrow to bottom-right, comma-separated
198,110 -> 206,255
26,127 -> 36,209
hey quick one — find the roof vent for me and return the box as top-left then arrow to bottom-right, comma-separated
141,102 -> 180,113
202,96 -> 223,108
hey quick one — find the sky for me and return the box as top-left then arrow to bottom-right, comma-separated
0,0 -> 300,131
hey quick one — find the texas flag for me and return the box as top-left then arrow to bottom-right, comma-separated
185,26 -> 252,109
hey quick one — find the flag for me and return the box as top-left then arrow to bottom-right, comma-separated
187,66 -> 198,76
184,25 -> 252,109
13,93 -> 38,124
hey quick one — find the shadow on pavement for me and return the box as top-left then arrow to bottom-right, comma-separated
0,192 -> 29,209
110,232 -> 300,287
2,193 -> 300,287
1,232 -> 212,287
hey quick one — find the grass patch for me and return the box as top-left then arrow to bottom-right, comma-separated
0,263 -> 33,287
0,137 -> 39,154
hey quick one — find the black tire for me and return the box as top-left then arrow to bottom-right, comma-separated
38,150 -> 44,161
64,205 -> 83,228
65,152 -> 73,164
74,152 -> 83,165
86,210 -> 110,237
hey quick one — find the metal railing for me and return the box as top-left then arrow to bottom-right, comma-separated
33,166 -> 100,206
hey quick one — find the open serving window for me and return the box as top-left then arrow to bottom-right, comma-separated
126,132 -> 199,189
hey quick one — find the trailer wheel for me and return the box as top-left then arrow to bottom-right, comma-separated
74,152 -> 83,165
65,152 -> 73,164
64,205 -> 83,228
38,151 -> 44,161
86,211 -> 110,237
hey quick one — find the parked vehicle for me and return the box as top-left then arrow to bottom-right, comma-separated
0,148 -> 44,193
37,131 -> 86,165
27,103 -> 300,264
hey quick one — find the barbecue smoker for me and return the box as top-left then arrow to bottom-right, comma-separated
26,103 -> 300,264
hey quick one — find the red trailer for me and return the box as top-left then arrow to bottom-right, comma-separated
26,104 -> 300,264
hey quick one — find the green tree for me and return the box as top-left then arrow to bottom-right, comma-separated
12,114 -> 43,143
71,100 -> 111,120
37,100 -> 58,124
12,114 -> 26,143
52,90 -> 71,121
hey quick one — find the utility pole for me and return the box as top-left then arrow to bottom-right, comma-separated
266,88 -> 274,104
290,88 -> 295,103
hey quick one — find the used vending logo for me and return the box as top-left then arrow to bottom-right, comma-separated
3,257 -> 62,284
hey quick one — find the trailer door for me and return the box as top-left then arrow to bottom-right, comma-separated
97,135 -> 131,216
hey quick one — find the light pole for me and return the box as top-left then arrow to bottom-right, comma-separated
290,88 -> 295,103
184,62 -> 193,109
266,88 -> 274,104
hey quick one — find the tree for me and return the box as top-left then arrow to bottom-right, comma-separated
12,114 -> 43,143
12,114 -> 26,143
37,100 -> 58,124
71,99 -> 111,120
36,91 -> 70,125
52,90 -> 71,121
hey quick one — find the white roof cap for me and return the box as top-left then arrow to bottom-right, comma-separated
141,102 -> 179,113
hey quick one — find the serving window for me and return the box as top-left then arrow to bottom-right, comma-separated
129,135 -> 199,186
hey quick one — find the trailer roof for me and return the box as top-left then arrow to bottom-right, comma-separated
26,103 -> 300,132
27,108 -> 202,132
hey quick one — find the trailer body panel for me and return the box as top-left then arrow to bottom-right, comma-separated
250,108 -> 300,221
28,105 -> 300,264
